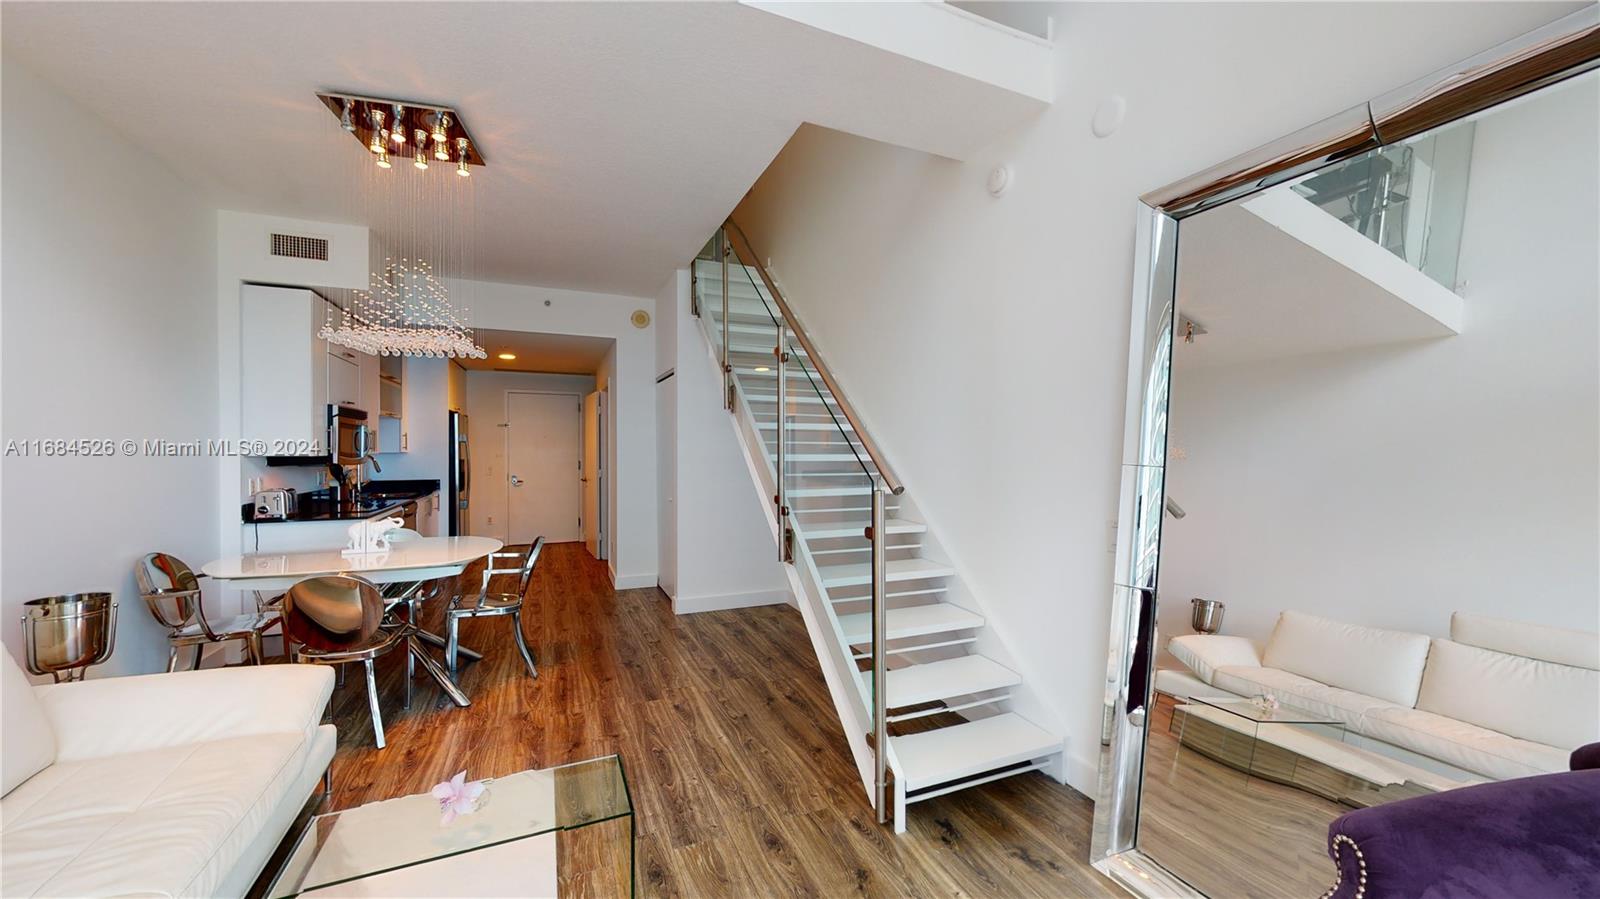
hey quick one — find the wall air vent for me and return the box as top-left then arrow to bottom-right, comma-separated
270,233 -> 329,261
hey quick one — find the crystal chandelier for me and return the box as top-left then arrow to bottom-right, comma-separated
322,257 -> 486,358
316,92 -> 487,358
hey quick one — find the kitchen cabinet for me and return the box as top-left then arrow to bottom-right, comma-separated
240,285 -> 329,454
378,355 -> 408,453
359,351 -> 382,452
417,491 -> 441,537
327,348 -> 360,410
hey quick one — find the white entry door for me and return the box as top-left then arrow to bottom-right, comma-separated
506,392 -> 582,544
582,390 -> 604,559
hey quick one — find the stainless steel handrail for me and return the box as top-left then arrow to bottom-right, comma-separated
775,320 -> 792,563
723,219 -> 906,495
721,233 -> 732,409
870,484 -> 888,824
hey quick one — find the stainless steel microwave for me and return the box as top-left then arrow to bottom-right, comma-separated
328,405 -> 369,466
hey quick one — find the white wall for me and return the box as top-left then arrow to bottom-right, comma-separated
656,273 -> 680,598
1160,75 -> 1600,646
463,370 -> 597,542
458,279 -> 658,588
731,2 -> 1577,792
654,269 -> 793,613
1,61 -> 218,676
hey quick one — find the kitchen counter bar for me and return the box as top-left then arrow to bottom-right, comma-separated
242,479 -> 440,523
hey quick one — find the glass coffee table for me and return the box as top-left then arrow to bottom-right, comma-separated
1173,695 -> 1349,794
265,755 -> 633,898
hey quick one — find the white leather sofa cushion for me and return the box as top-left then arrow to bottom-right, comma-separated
0,731 -> 308,898
1,649 -> 54,797
1153,667 -> 1231,700
1261,612 -> 1431,707
1362,705 -> 1569,781
1416,638 -> 1599,750
1166,635 -> 1261,685
1212,665 -> 1402,730
34,663 -> 332,761
1450,611 -> 1600,671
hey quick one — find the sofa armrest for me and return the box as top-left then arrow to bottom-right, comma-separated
35,664 -> 334,762
1325,769 -> 1600,899
1572,743 -> 1600,771
1167,634 -> 1262,685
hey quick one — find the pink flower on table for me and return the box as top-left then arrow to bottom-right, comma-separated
432,771 -> 486,826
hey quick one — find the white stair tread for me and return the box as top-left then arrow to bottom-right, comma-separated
805,518 -> 925,540
728,344 -> 810,358
891,714 -> 1060,792
822,558 -> 956,588
831,586 -> 946,605
783,453 -> 875,463
745,393 -> 839,405
888,655 -> 1022,708
789,485 -> 875,497
758,421 -> 854,432
733,367 -> 814,380
839,602 -> 984,644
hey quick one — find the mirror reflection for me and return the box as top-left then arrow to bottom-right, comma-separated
1137,70 -> 1599,898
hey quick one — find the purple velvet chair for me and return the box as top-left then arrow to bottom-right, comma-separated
1324,744 -> 1600,898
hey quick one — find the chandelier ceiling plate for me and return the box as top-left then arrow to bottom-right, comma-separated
316,91 -> 486,166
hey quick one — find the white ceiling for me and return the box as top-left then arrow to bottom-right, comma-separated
1175,196 -> 1459,371
459,329 -> 612,375
1,2 -> 1046,297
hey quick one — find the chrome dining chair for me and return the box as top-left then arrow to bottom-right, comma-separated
135,553 -> 279,672
445,537 -> 543,680
283,575 -> 408,749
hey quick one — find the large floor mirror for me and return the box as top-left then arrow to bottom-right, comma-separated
1093,9 -> 1598,898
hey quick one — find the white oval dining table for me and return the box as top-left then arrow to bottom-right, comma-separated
202,536 -> 504,709
202,536 -> 503,592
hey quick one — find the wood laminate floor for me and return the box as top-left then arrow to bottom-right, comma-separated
1138,694 -> 1339,899
320,541 -> 1120,898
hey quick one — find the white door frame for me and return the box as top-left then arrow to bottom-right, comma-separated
503,389 -> 583,544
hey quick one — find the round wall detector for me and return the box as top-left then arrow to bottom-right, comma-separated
987,165 -> 1013,197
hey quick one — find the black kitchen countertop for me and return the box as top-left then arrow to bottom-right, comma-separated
242,480 -> 440,523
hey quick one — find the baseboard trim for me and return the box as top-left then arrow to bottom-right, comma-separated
673,588 -> 792,615
612,572 -> 657,590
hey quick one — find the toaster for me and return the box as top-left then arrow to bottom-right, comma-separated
252,488 -> 297,521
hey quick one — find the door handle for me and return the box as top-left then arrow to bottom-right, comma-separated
510,475 -> 524,487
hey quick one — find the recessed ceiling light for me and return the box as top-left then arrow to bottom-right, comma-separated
753,366 -> 770,372
497,352 -> 516,361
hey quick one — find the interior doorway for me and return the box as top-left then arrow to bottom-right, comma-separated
505,391 -> 582,544
582,389 -> 606,560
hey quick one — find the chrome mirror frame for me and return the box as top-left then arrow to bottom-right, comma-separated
1088,9 -> 1599,896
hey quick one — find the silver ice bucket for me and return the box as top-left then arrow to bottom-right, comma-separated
1189,597 -> 1224,635
21,592 -> 117,682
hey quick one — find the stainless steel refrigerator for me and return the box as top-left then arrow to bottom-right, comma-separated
448,410 -> 470,536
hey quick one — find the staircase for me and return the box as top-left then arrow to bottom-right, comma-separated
690,224 -> 1061,833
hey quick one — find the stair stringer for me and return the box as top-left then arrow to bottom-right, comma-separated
694,312 -> 884,805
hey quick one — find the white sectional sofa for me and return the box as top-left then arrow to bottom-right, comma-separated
1161,611 -> 1599,783
1,648 -> 336,897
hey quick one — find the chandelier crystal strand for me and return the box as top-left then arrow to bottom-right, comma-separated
320,99 -> 485,359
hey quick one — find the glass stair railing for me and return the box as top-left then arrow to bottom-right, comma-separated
689,223 -> 1062,833
1291,119 -> 1475,291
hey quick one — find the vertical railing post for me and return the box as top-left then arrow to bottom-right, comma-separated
870,481 -> 888,823
720,229 -> 732,411
775,322 -> 791,562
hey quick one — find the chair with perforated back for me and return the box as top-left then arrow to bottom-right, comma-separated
283,575 -> 408,748
445,537 -> 543,680
135,552 -> 279,671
